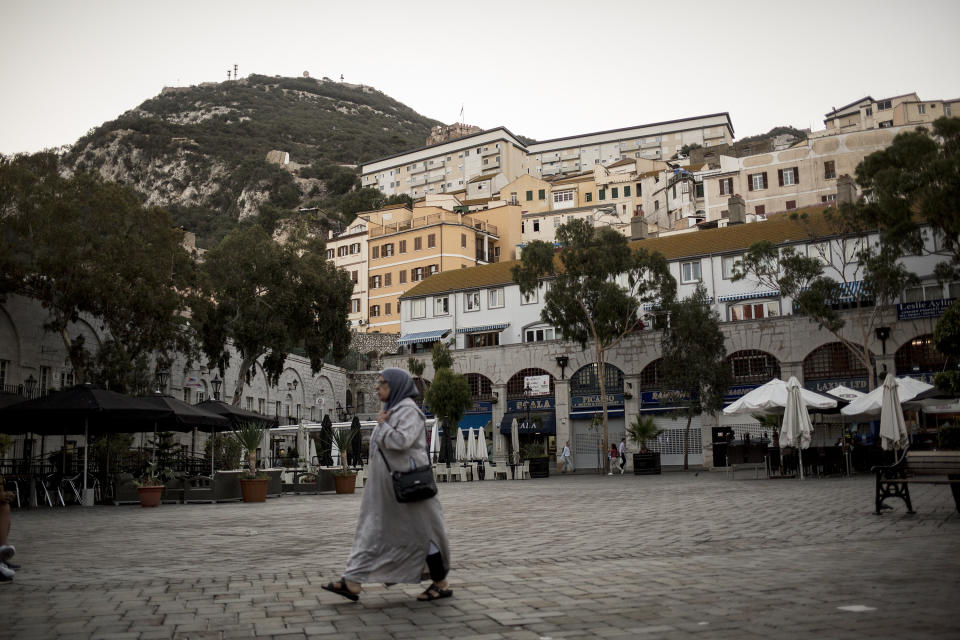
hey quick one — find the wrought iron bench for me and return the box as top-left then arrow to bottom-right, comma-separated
873,449 -> 960,514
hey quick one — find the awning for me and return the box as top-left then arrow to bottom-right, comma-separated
499,411 -> 556,435
799,280 -> 867,303
397,329 -> 450,345
570,408 -> 625,419
458,413 -> 492,431
456,322 -> 510,334
717,290 -> 780,302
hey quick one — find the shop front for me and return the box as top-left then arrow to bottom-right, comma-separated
568,363 -> 626,470
499,396 -> 557,460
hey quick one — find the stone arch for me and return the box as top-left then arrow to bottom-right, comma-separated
506,367 -> 555,398
895,334 -> 953,375
803,341 -> 873,388
726,349 -> 782,385
465,372 -> 494,401
570,362 -> 625,396
0,305 -> 22,372
639,358 -> 665,390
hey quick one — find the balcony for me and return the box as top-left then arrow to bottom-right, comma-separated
368,211 -> 499,238
482,146 -> 500,157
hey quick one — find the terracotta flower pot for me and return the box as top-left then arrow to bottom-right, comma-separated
240,477 -> 269,502
333,473 -> 356,494
137,486 -> 164,507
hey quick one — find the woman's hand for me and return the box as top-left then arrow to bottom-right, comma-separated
376,409 -> 391,425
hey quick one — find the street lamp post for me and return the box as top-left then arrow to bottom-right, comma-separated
154,368 -> 169,395
211,375 -> 222,401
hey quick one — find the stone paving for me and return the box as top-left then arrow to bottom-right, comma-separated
2,470 -> 959,639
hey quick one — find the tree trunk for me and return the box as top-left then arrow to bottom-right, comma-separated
60,326 -> 85,385
248,450 -> 257,475
231,356 -> 255,406
597,345 -> 609,476
683,413 -> 692,471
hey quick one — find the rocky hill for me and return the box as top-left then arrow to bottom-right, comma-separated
62,75 -> 443,246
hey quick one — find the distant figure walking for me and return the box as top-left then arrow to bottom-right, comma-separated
559,441 -> 574,473
618,437 -> 627,474
323,368 -> 452,603
609,444 -> 618,476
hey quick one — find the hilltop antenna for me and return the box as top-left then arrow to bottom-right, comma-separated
227,69 -> 231,81
234,64 -> 238,79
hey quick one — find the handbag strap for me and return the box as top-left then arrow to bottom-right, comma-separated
377,446 -> 394,473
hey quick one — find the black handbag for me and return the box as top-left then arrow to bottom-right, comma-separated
378,448 -> 438,503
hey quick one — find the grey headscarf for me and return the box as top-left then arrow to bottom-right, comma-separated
381,367 -> 419,412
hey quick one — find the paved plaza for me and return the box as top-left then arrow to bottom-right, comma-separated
2,471 -> 959,639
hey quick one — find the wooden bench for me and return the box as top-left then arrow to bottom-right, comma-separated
873,449 -> 960,515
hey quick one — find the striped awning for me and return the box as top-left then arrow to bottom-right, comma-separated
717,289 -> 781,303
397,329 -> 450,346
643,296 -> 712,311
456,322 -> 510,334
799,280 -> 867,303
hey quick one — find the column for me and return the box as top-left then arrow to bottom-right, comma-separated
780,361 -> 804,384
492,383 -> 507,465
624,375 -> 641,472
554,379 -> 571,461
700,411 -> 719,469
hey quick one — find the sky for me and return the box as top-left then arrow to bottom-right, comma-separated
2,0 -> 959,155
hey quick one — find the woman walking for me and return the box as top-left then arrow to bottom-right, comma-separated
323,368 -> 452,602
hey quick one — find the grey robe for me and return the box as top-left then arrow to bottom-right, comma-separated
343,397 -> 450,584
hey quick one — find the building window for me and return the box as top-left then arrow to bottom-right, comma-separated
399,270 -> 407,284
624,185 -> 631,197
372,246 -> 380,259
428,264 -> 439,276
351,299 -> 360,313
749,173 -> 768,191
370,305 -> 380,317
488,288 -> 504,308
427,234 -> 436,248
385,302 -> 392,316
553,190 -> 574,206
326,249 -> 334,260
383,243 -> 394,257
521,288 -> 538,305
461,233 -> 467,248
611,187 -> 619,199
370,275 -> 381,289
786,200 -> 797,210
681,260 -> 701,283
435,296 -> 449,315
721,255 -> 740,280
727,350 -> 781,383
719,177 -> 734,195
538,189 -> 545,200
399,239 -> 407,253
877,99 -> 892,110
902,282 -> 945,303
526,190 -> 533,201
533,219 -> 540,232
585,192 -> 592,202
465,291 -> 481,311
695,182 -> 704,198
384,272 -> 392,286
824,161 -> 836,180
351,271 -> 358,283
821,194 -> 837,203
466,331 -> 500,348
414,237 -> 422,251
879,120 -> 893,128
755,205 -> 766,215
729,301 -> 780,322
410,298 -> 426,319
598,189 -> 606,201
918,103 -> 926,115
778,167 -> 798,186
808,242 -> 831,264
412,267 -> 424,281
524,326 -> 558,342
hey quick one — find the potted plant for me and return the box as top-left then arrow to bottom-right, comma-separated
134,461 -> 167,507
231,421 -> 269,502
330,427 -> 358,494
628,415 -> 663,475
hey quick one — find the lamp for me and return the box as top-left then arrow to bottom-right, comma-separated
211,375 -> 222,401
287,379 -> 299,391
154,367 -> 169,394
555,355 -> 569,380
875,326 -> 891,355
24,374 -> 36,398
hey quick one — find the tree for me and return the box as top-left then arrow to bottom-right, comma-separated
734,206 -> 916,390
512,219 -> 676,474
659,285 -> 732,470
193,225 -> 353,405
431,342 -> 453,371
0,153 -> 197,386
424,345 -> 471,468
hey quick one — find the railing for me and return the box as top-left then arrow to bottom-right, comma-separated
368,212 -> 499,238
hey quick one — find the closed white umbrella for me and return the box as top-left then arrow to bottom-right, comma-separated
308,436 -> 318,468
455,427 -> 466,462
724,378 -> 837,415
842,376 -> 932,417
510,417 -> 520,465
476,426 -> 489,462
879,374 -> 910,451
466,427 -> 477,460
781,376 -> 814,480
429,419 -> 439,463
296,423 -> 310,467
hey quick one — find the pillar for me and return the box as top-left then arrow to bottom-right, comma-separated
492,383 -> 507,465
554,379 -> 571,462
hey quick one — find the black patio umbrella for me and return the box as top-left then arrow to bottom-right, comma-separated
0,384 -> 175,504
319,414 -> 333,466
350,415 -> 363,467
138,394 -> 230,431
193,399 -> 277,476
0,392 -> 26,409
440,419 -> 453,466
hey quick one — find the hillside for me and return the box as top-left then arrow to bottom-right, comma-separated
62,75 -> 443,246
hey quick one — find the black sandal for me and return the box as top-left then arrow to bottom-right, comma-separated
322,578 -> 360,602
417,583 -> 453,601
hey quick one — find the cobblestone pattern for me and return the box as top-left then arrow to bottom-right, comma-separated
2,472 -> 958,639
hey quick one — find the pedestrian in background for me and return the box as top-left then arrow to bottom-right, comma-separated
608,444 -> 618,475
323,368 -> 452,603
559,440 -> 574,473
618,437 -> 627,474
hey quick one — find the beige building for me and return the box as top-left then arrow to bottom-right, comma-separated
326,219 -> 371,330
359,199 -> 522,333
821,92 -> 959,135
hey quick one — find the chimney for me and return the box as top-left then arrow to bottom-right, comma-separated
836,174 -> 857,205
727,194 -> 746,225
630,213 -> 648,241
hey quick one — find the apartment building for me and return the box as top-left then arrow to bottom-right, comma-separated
361,201 -> 522,333
326,219 -> 371,330
360,114 -> 734,199
822,92 -> 959,134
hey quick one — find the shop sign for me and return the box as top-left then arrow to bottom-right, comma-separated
640,389 -> 692,408
524,374 -> 551,396
898,298 -> 954,320
507,397 -> 554,412
570,393 -> 624,410
724,384 -> 761,403
465,401 -> 492,414
805,378 -> 869,393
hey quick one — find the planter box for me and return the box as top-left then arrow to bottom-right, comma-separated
240,477 -> 269,502
633,452 -> 661,475
333,473 -> 357,494
137,486 -> 164,507
527,457 -> 550,478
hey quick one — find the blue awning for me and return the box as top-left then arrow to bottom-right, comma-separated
458,413 -> 492,431
456,322 -> 510,334
499,411 -> 556,435
717,289 -> 780,302
570,409 -> 625,419
397,329 -> 450,345
799,280 -> 866,303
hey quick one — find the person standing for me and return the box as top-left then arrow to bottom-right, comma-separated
559,440 -> 574,473
618,437 -> 627,474
608,444 -> 618,475
323,368 -> 452,603
0,472 -> 17,584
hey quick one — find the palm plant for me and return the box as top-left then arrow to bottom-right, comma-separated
627,415 -> 663,454
231,421 -> 267,476
330,427 -> 357,475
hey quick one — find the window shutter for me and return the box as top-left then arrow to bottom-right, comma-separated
793,167 -> 799,183
778,169 -> 784,187
748,176 -> 754,192
762,173 -> 768,189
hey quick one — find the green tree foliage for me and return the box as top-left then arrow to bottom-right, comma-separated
407,357 -> 425,377
659,285 -> 732,470
0,153 -> 197,386
431,342 -> 453,371
734,207 -> 916,390
192,225 -> 354,405
205,432 -> 244,471
512,219 -> 676,473
424,368 -> 472,465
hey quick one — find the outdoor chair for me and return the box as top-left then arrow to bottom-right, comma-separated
514,461 -> 530,480
3,477 -> 21,508
112,473 -> 141,505
433,464 -> 450,483
39,473 -> 65,507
